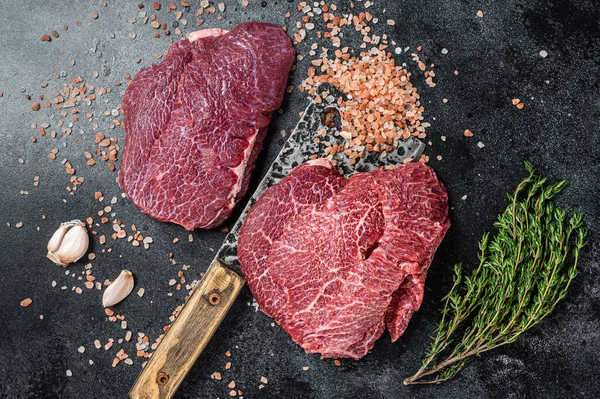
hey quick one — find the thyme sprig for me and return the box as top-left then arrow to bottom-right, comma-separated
404,162 -> 587,385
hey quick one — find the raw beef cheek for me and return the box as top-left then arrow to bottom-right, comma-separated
238,159 -> 348,319
239,161 -> 450,359
118,22 -> 295,230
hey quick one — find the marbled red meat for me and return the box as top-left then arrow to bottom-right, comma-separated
238,159 -> 348,318
238,161 -> 449,359
119,23 -> 295,230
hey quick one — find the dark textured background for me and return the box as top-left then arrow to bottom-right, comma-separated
1,1 -> 599,398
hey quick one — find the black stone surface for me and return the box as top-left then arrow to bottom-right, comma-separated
0,1 -> 598,398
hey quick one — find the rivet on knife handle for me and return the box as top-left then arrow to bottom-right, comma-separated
129,259 -> 245,399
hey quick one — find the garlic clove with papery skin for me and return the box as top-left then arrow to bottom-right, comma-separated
103,270 -> 135,307
47,220 -> 89,267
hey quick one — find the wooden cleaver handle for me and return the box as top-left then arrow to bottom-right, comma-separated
130,259 -> 245,399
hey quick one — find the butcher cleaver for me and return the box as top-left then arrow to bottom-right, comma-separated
130,83 -> 425,399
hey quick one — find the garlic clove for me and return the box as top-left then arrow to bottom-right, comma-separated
53,225 -> 89,264
47,224 -> 71,253
103,270 -> 135,307
47,220 -> 89,267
